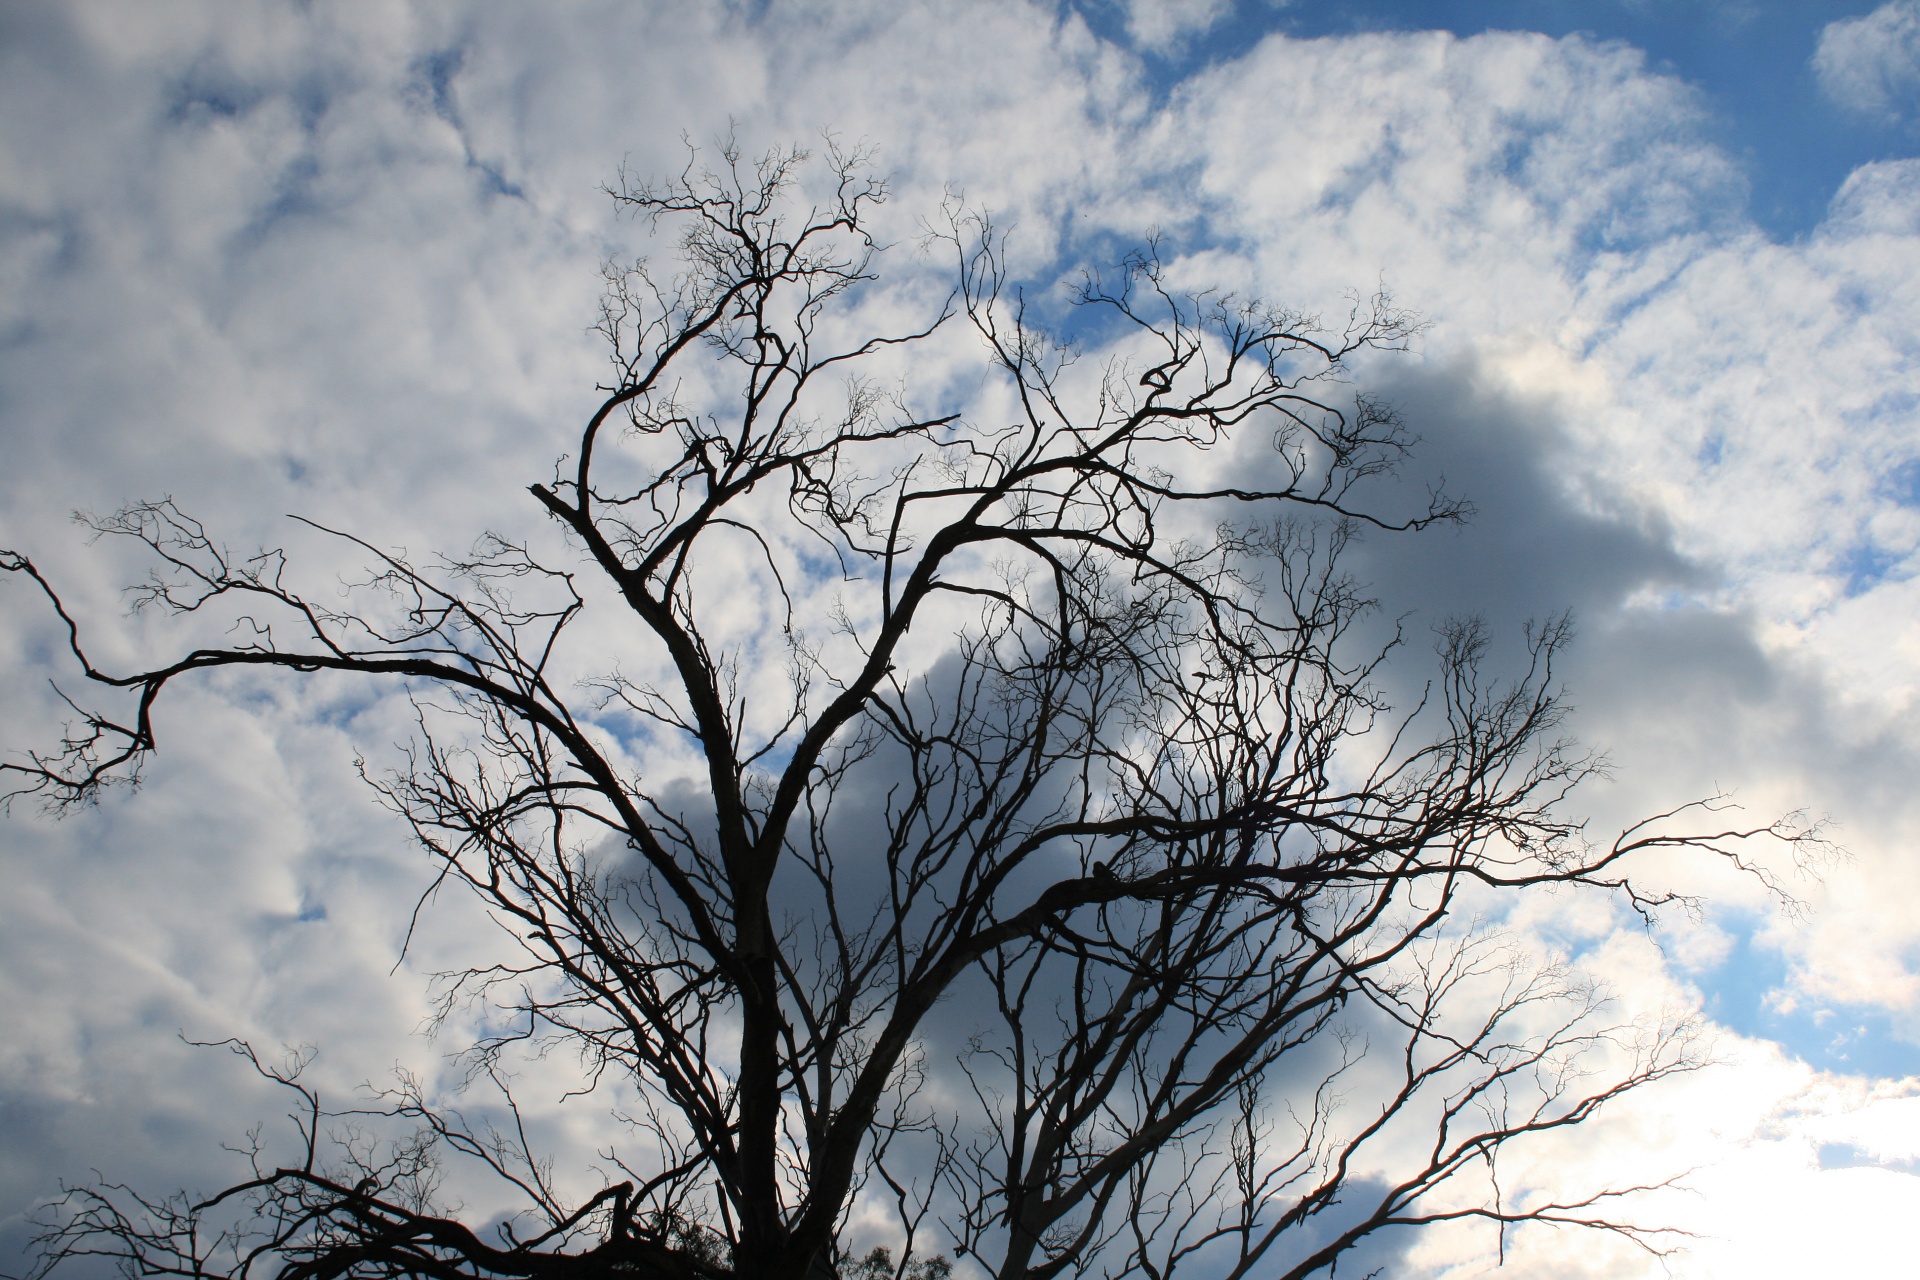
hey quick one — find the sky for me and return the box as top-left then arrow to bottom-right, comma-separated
4,0 -> 1920,1276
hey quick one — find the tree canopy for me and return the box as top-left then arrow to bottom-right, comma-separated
2,143 -> 1808,1280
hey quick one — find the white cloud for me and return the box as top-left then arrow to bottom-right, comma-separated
1121,0 -> 1234,52
1151,26 -> 1920,1045
1814,0 -> 1920,118
9,3 -> 1920,1276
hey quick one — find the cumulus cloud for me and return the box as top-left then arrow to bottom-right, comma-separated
9,3 -> 1920,1277
1814,0 -> 1920,118
1153,20 -> 1920,1001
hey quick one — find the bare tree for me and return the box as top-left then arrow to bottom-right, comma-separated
3,142 -> 1806,1280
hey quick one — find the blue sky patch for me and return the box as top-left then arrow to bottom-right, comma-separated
1694,918 -> 1920,1077
1834,536 -> 1907,596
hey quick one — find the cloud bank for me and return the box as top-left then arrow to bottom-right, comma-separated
5,3 -> 1920,1276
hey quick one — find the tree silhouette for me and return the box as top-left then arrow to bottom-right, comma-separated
2,142 -> 1807,1280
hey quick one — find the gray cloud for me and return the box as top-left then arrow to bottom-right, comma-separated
1342,358 -> 1703,650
